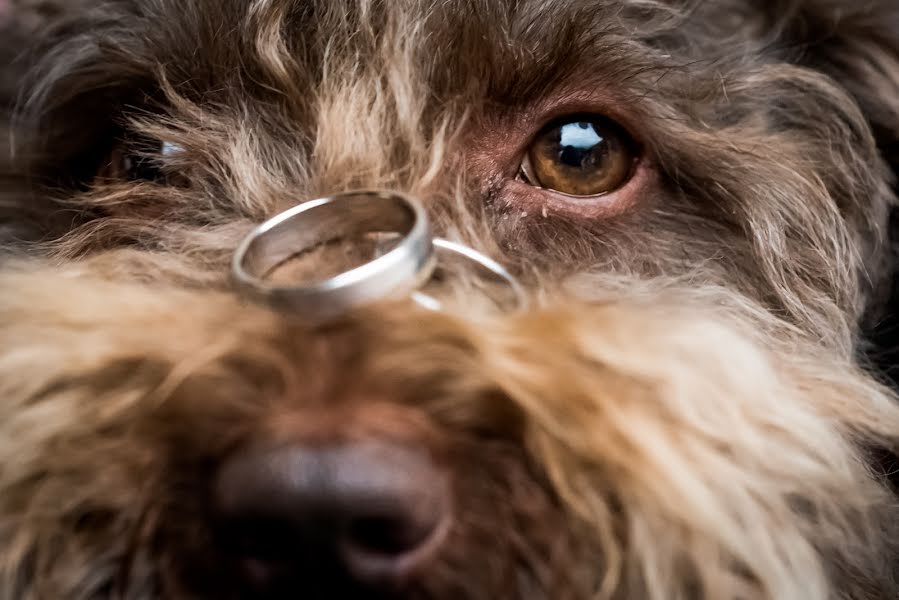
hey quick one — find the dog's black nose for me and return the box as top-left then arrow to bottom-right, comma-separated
212,438 -> 451,597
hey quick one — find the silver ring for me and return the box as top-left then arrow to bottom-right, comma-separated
412,239 -> 527,313
232,190 -> 435,320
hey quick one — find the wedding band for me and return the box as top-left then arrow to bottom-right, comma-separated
232,190 -> 434,320
412,239 -> 527,313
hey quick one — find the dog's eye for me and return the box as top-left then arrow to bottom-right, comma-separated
520,116 -> 636,197
103,139 -> 182,182
122,152 -> 163,181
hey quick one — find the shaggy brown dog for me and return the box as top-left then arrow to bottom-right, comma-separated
3,0 -> 899,598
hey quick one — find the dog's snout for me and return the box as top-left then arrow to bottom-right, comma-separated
212,430 -> 451,596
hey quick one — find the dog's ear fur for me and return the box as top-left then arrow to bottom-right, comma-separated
0,0 -> 110,246
774,1 -> 899,381
771,0 -> 899,180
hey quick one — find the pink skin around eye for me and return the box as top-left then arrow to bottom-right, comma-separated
467,89 -> 655,220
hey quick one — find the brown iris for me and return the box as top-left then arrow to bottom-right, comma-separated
522,115 -> 636,197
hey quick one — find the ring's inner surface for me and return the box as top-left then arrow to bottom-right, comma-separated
242,195 -> 416,287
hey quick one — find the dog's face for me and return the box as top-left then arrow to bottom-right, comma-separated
3,1 -> 899,599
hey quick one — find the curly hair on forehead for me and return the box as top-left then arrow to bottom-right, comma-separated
3,0 -> 899,599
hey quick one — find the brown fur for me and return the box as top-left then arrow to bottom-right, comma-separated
3,0 -> 899,598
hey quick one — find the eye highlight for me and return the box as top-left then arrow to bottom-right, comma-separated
102,138 -> 184,183
521,115 -> 637,197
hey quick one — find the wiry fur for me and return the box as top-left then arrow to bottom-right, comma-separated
3,0 -> 899,598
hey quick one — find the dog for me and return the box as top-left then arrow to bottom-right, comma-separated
2,0 -> 899,598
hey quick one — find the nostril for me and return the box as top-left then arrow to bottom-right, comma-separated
339,506 -> 448,585
224,518 -> 297,562
212,435 -> 451,593
347,514 -> 429,555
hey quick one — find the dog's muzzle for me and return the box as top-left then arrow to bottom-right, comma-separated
232,190 -> 524,321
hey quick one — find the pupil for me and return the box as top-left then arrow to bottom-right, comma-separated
559,145 -> 588,168
556,122 -> 604,169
